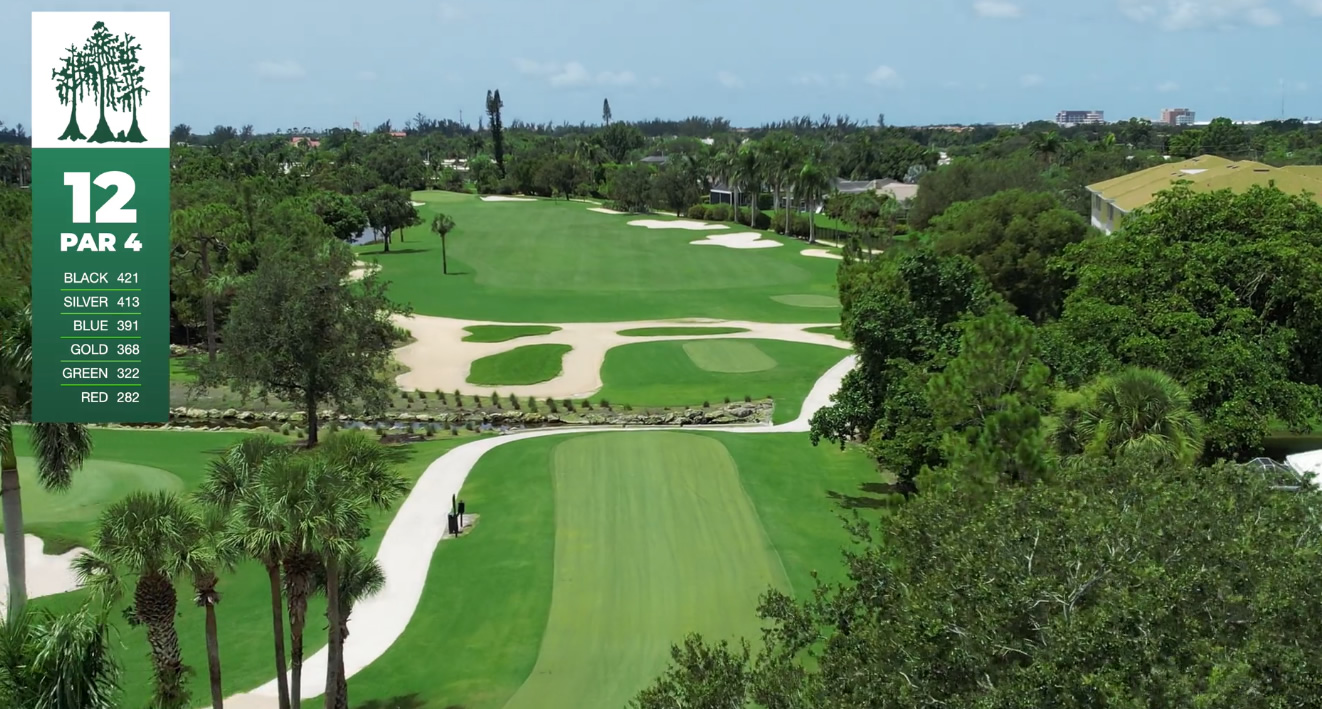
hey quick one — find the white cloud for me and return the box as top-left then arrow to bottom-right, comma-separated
1020,73 -> 1044,87
438,2 -> 465,20
1117,0 -> 1281,30
973,0 -> 1022,17
1156,80 -> 1179,92
514,59 -> 635,87
1297,0 -> 1322,15
791,72 -> 828,86
717,71 -> 743,88
254,60 -> 305,80
864,65 -> 903,88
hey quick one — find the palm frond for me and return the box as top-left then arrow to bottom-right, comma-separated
28,422 -> 92,491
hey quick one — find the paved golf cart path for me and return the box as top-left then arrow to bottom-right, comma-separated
224,354 -> 857,708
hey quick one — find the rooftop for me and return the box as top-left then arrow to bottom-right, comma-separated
1087,155 -> 1322,213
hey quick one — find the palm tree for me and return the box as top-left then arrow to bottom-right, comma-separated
189,505 -> 241,709
301,432 -> 407,708
314,550 -> 385,709
710,150 -> 736,214
195,437 -> 295,709
794,160 -> 832,244
1030,130 -> 1062,166
734,143 -> 761,227
0,300 -> 92,620
0,607 -> 120,708
430,213 -> 456,275
1078,367 -> 1204,467
74,492 -> 202,709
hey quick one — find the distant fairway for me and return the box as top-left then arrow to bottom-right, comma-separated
16,457 -> 184,526
616,326 -> 750,337
356,194 -> 840,323
503,433 -> 789,709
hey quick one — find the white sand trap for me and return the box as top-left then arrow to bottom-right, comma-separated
690,232 -> 782,249
390,315 -> 848,399
480,195 -> 536,202
627,219 -> 729,231
0,535 -> 86,613
588,207 -> 626,215
801,248 -> 843,260
347,260 -> 380,282
410,201 -> 425,206
226,354 -> 858,707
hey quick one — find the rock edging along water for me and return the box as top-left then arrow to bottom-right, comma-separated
225,355 -> 856,707
154,401 -> 774,430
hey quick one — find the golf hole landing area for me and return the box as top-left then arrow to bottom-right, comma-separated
682,340 -> 777,373
502,433 -> 789,709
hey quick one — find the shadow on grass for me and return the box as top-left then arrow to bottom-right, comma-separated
374,248 -> 428,255
828,481 -> 903,509
352,694 -> 433,709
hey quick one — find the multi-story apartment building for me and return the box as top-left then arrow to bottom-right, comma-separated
1160,108 -> 1196,125
1056,110 -> 1104,126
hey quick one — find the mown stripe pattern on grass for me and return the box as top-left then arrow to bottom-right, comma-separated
502,432 -> 788,709
681,340 -> 777,373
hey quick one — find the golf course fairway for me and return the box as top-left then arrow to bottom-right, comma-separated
502,432 -> 790,709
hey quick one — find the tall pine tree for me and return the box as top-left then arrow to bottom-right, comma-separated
602,98 -> 612,126
485,89 -> 505,178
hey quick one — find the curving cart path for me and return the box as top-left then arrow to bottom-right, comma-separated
224,355 -> 857,708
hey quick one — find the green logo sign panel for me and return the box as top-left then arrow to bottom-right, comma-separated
31,12 -> 170,423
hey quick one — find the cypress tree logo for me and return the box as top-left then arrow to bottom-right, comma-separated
50,21 -> 149,144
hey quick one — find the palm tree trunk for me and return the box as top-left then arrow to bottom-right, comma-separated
441,235 -> 449,275
201,237 -> 217,363
266,561 -> 292,709
323,556 -> 343,709
1,446 -> 26,621
204,599 -> 224,709
334,615 -> 350,709
808,199 -> 816,244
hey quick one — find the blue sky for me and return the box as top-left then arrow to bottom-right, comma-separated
4,0 -> 1321,131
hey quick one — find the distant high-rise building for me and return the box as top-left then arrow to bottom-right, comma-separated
1056,110 -> 1105,126
1161,108 -> 1196,126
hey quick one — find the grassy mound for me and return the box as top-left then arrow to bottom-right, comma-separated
596,339 -> 847,423
616,326 -> 751,337
467,344 -> 572,386
462,324 -> 562,343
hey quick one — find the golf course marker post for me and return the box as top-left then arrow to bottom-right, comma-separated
30,12 -> 170,423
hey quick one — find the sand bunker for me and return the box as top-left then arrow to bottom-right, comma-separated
347,260 -> 380,282
410,201 -> 425,207
690,232 -> 781,249
627,219 -> 729,231
480,195 -> 536,202
391,315 -> 848,399
0,535 -> 86,613
800,248 -> 843,260
588,207 -> 626,215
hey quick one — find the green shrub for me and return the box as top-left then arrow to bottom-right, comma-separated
436,389 -> 446,403
454,388 -> 462,402
464,421 -> 475,431
581,399 -> 592,410
546,397 -> 558,413
509,393 -> 520,409
472,395 -> 481,407
736,207 -> 771,229
744,394 -> 752,402
702,400 -> 710,408
417,390 -> 427,399
623,403 -> 633,411
491,391 -> 501,408
687,204 -> 707,219
708,203 -> 732,221
451,426 -> 460,436
770,210 -> 810,238
723,396 -> 730,404
599,399 -> 610,409
527,396 -> 538,412
279,422 -> 292,436
757,193 -> 773,210
563,399 -> 574,412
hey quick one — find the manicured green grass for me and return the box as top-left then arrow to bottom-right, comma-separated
466,344 -> 572,386
505,433 -> 788,708
681,340 -> 777,373
770,294 -> 841,308
355,193 -> 840,323
595,339 -> 849,423
339,430 -> 880,709
805,325 -> 845,340
26,428 -> 472,709
463,324 -> 562,342
616,326 -> 751,337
